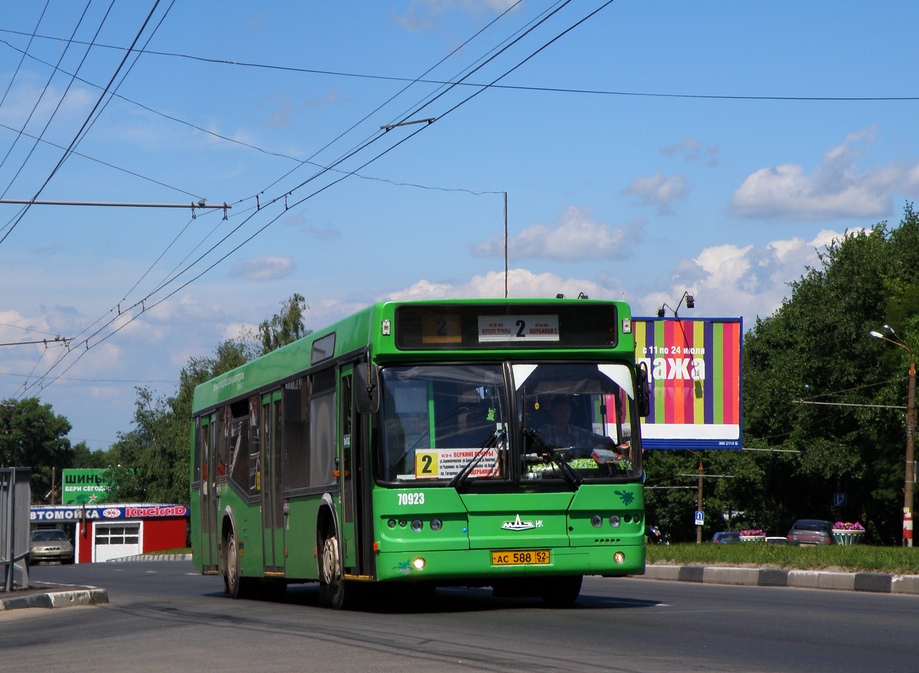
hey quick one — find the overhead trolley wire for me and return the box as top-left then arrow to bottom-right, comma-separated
0,1 -> 50,114
8,22 -> 916,104
18,1 -> 618,397
0,0 -> 167,248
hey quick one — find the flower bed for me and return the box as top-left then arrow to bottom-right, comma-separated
832,522 -> 864,545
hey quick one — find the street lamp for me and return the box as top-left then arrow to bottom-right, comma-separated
870,325 -> 916,547
657,291 -> 695,318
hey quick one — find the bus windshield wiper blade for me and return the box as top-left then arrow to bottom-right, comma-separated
521,427 -> 582,488
449,429 -> 503,489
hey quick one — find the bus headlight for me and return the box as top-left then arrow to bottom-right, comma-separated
609,515 -> 621,528
411,520 -> 423,532
430,518 -> 443,531
613,552 -> 626,564
412,557 -> 426,571
591,515 -> 603,528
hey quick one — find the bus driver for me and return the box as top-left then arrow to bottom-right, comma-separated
539,397 -> 617,457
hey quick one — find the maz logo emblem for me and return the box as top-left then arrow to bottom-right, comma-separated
501,514 -> 543,531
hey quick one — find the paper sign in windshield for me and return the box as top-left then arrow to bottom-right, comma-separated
414,448 -> 501,479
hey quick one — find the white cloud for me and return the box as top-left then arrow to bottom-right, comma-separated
730,129 -> 919,220
471,206 -> 643,261
625,172 -> 689,215
232,254 -> 295,280
644,229 -> 849,324
384,269 -> 617,303
393,0 -> 519,32
660,136 -> 720,167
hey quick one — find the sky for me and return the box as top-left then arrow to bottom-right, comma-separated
2,0 -> 919,451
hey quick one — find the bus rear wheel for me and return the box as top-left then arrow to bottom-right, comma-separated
225,531 -> 255,599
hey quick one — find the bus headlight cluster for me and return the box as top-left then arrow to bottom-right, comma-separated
590,513 -> 641,528
386,518 -> 444,531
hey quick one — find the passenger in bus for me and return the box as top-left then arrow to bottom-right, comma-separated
539,397 -> 617,458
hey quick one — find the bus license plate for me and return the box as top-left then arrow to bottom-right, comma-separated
491,550 -> 550,566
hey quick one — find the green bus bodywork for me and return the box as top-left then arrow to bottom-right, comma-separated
190,299 -> 647,608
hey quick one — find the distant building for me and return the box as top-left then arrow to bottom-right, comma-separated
30,503 -> 188,563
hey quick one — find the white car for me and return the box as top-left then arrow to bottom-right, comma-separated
29,529 -> 75,565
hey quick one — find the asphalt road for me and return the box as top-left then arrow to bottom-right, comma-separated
2,560 -> 918,673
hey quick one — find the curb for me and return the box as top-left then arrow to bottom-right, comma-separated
106,553 -> 193,563
0,555 -> 190,612
642,564 -> 919,595
0,583 -> 109,611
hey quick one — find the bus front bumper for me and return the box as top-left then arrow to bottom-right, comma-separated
373,544 -> 646,583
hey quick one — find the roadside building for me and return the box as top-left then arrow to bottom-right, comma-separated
30,503 -> 188,563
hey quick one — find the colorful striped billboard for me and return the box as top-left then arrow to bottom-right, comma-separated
633,318 -> 742,449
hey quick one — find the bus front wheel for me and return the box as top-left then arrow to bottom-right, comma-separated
318,524 -> 350,609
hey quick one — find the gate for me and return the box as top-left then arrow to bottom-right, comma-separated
1,468 -> 32,591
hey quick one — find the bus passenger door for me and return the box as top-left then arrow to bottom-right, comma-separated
338,369 -> 366,576
261,391 -> 285,574
198,415 -> 219,573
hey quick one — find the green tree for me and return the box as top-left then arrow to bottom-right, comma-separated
70,441 -> 110,469
739,204 -> 919,544
258,292 -> 310,354
0,397 -> 73,502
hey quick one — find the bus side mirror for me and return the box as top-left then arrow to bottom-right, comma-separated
637,362 -> 650,418
354,361 -> 380,414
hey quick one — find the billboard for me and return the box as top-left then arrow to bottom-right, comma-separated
634,318 -> 742,450
61,469 -> 111,505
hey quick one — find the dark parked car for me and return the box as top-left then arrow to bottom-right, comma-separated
786,519 -> 835,545
711,531 -> 741,544
29,529 -> 74,565
647,526 -> 668,545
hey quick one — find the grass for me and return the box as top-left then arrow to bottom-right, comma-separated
149,545 -> 919,575
646,542 -> 919,575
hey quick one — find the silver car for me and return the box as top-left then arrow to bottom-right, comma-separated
786,519 -> 835,545
30,529 -> 75,565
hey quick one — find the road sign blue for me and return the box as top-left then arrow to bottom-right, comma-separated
694,511 -> 705,526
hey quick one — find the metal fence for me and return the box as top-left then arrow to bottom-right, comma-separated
1,468 -> 32,591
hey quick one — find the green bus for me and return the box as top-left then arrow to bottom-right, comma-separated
190,298 -> 649,608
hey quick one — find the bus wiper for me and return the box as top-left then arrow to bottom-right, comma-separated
521,427 -> 583,488
449,428 -> 505,490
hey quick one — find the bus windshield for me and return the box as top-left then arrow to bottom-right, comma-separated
378,361 -> 641,485
380,364 -> 508,483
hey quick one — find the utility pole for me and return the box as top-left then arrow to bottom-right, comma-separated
905,356 -> 915,547
870,326 -> 915,546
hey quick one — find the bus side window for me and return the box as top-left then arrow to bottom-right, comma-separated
225,399 -> 250,493
284,378 -> 310,490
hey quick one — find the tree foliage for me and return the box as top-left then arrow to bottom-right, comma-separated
647,204 -> 919,544
258,292 -> 311,354
0,397 -> 73,501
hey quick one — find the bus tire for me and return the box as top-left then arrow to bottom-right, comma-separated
318,522 -> 349,609
225,530 -> 255,599
540,575 -> 582,607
